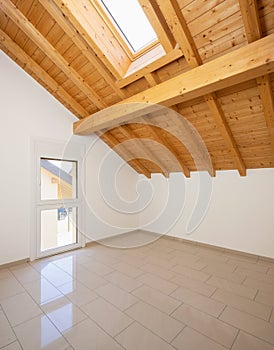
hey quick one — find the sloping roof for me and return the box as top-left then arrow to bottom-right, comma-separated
0,0 -> 273,177
41,159 -> 72,185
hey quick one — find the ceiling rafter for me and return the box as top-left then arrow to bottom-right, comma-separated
74,34 -> 274,133
141,122 -> 191,177
138,0 -> 176,52
239,0 -> 274,159
0,28 -> 88,118
98,130 -> 151,178
144,72 -> 161,87
0,0 -> 107,110
156,0 -> 246,176
117,125 -> 170,177
38,0 -> 126,100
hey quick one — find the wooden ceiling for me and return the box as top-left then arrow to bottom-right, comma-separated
0,0 -> 273,178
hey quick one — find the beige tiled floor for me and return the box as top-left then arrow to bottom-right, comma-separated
1,231 -> 274,349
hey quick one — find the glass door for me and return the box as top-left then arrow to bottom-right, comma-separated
36,157 -> 81,258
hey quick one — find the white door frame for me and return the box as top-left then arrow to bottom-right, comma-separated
30,138 -> 86,260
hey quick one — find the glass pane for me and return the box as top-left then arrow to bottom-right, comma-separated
101,0 -> 157,52
40,207 -> 77,252
40,159 -> 77,200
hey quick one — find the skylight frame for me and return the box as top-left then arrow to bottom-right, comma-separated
92,0 -> 160,60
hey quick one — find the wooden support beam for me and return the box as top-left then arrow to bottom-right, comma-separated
257,75 -> 274,156
138,0 -> 176,52
144,72 -> 161,87
238,0 -> 274,158
74,34 -> 274,134
142,122 -> 191,177
0,0 -> 107,110
98,131 -> 151,178
239,0 -> 262,42
118,125 -> 169,177
156,0 -> 202,67
0,29 -> 88,118
156,0 -> 245,175
205,93 -> 246,176
38,0 -> 126,100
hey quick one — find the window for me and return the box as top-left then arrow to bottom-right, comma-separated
100,0 -> 158,53
40,158 -> 77,200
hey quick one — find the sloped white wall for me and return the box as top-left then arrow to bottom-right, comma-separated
138,169 -> 274,258
0,51 -> 138,265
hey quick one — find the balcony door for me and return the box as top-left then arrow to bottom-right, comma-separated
34,141 -> 85,259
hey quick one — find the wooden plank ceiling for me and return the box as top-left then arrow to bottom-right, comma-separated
0,0 -> 273,177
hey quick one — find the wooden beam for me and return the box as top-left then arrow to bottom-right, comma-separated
205,93 -> 246,176
98,131 -> 151,178
238,0 -> 274,158
156,0 -> 245,175
142,122 -> 191,177
118,125 -> 169,177
38,0 -> 126,100
0,0 -> 107,110
156,0 -> 202,67
257,75 -> 274,156
0,29 -> 88,118
74,34 -> 274,134
144,72 -> 161,87
138,0 -> 176,52
239,0 -> 262,42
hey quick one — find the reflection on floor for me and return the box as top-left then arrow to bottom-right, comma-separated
1,230 -> 274,350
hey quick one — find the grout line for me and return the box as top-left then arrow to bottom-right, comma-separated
229,328 -> 240,350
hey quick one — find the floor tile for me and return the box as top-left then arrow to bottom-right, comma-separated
80,260 -> 114,276
137,273 -> 178,295
244,278 -> 274,294
0,269 -> 13,280
0,310 -> 16,348
171,275 -> 216,297
206,275 -> 257,299
104,270 -> 143,292
40,264 -> 73,287
11,265 -> 41,285
63,318 -> 123,350
83,297 -> 133,336
220,306 -> 274,345
1,292 -> 42,326
172,304 -> 238,348
0,277 -> 24,301
232,331 -> 274,350
95,283 -> 138,310
75,268 -> 108,290
202,265 -> 245,283
14,314 -> 69,350
172,327 -> 227,350
171,264 -> 210,282
125,301 -> 184,342
139,263 -> 176,280
212,288 -> 272,320
255,290 -> 274,307
41,296 -> 87,332
24,278 -> 62,304
113,262 -> 144,278
171,286 -> 225,317
1,341 -> 22,350
132,285 -> 181,314
58,281 -> 98,307
236,268 -> 274,285
115,322 -> 175,350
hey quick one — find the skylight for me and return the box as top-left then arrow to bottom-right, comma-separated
101,0 -> 158,53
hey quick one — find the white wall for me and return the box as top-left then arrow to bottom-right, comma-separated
0,51 -> 138,265
138,169 -> 274,258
